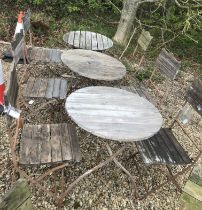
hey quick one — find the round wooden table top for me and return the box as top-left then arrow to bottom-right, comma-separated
63,31 -> 113,51
65,86 -> 163,142
61,49 -> 126,81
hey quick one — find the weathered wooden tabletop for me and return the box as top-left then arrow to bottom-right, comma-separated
65,86 -> 163,141
61,49 -> 126,81
63,31 -> 113,51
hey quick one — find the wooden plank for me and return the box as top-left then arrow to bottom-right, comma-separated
73,31 -> 80,48
107,37 -> 113,49
63,33 -> 69,43
40,124 -> 52,164
97,33 -> 104,51
91,32 -> 98,50
19,124 -> 32,165
68,31 -> 75,45
102,35 -> 109,50
59,79 -> 68,99
37,78 -> 49,98
138,30 -> 153,51
28,78 -> 42,98
60,124 -> 72,161
50,124 -> 62,162
85,31 -> 92,50
50,49 -> 62,63
183,180 -> 202,201
69,124 -> 81,162
79,31 -> 86,49
23,10 -> 31,34
33,47 -> 44,61
45,78 -> 55,99
29,125 -> 41,164
52,78 -> 61,98
0,179 -> 34,210
164,128 -> 191,164
24,77 -> 35,97
41,48 -> 51,62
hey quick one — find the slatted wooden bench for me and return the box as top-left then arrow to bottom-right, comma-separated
23,77 -> 68,99
63,31 -> 113,51
19,123 -> 80,165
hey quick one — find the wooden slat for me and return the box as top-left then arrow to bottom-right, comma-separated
60,124 -> 72,161
50,124 -> 62,162
68,31 -> 75,45
19,124 -> 32,164
107,37 -> 113,49
69,124 -> 81,162
59,79 -> 68,99
138,30 -> 153,51
37,78 -> 49,98
23,10 -> 31,33
91,32 -> 98,50
164,128 -> 191,164
45,78 -> 55,99
85,31 -> 92,50
79,31 -> 86,49
63,33 -> 69,43
41,48 -> 51,62
24,77 -> 35,97
40,124 -> 52,164
52,78 -> 61,98
97,33 -> 104,51
29,125 -> 41,164
28,78 -> 42,97
102,35 -> 108,50
50,49 -> 62,63
33,47 -> 44,61
73,31 -> 80,48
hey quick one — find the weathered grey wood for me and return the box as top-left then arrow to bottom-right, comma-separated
85,31 -> 92,50
137,30 -> 153,51
67,31 -> 75,45
40,124 -> 51,164
28,78 -> 42,98
97,33 -> 104,51
186,79 -> 202,117
50,49 -> 62,63
68,124 -> 81,162
5,62 -> 19,107
61,49 -> 126,81
60,124 -> 72,161
136,128 -> 192,165
45,78 -> 55,99
50,124 -> 62,162
91,32 -> 98,51
19,124 -> 33,164
29,125 -> 41,164
37,78 -> 49,98
79,31 -> 86,49
73,31 -> 80,48
59,79 -> 68,99
155,48 -> 181,80
24,77 -> 35,97
63,31 -> 113,51
65,86 -> 163,141
0,179 -> 34,210
19,123 -> 80,165
52,78 -> 61,98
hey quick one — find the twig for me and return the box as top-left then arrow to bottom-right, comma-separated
58,145 -> 127,205
107,0 -> 121,13
119,27 -> 139,59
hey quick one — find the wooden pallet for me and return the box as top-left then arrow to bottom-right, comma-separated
23,77 -> 68,99
19,123 -> 80,165
63,31 -> 113,51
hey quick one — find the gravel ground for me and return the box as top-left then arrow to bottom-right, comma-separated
0,43 -> 201,210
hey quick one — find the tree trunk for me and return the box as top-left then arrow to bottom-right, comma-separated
113,0 -> 140,46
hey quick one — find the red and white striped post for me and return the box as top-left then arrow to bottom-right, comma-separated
14,11 -> 24,37
0,59 -> 5,106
